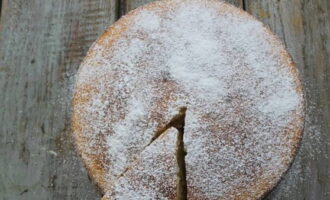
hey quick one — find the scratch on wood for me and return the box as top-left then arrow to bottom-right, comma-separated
19,189 -> 28,195
19,142 -> 30,165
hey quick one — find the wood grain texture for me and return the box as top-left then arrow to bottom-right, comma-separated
0,0 -> 117,199
245,0 -> 330,199
122,0 -> 243,15
1,0 -> 329,199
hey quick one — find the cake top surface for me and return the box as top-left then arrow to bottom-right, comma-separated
104,127 -> 178,199
72,0 -> 304,199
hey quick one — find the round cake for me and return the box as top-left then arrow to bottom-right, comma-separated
72,0 -> 304,199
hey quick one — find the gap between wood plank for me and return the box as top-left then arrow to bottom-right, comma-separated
242,0 -> 246,10
117,0 -> 127,19
0,0 -> 2,19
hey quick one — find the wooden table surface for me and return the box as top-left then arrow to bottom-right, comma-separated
0,0 -> 329,199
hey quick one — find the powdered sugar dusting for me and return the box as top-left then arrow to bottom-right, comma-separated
134,10 -> 161,32
72,0 -> 304,199
104,128 -> 177,199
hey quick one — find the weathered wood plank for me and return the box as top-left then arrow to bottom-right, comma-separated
1,0 -> 329,199
0,0 -> 118,199
245,0 -> 330,199
123,0 -> 243,15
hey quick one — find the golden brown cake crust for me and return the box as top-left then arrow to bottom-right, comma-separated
72,0 -> 304,199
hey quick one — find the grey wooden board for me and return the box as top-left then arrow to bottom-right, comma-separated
0,0 -> 329,199
0,0 -> 118,199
